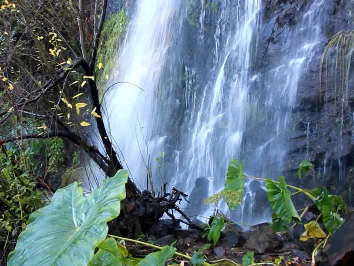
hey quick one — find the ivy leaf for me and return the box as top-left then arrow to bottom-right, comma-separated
7,170 -> 128,266
137,246 -> 175,266
322,205 -> 344,233
266,176 -> 300,225
300,221 -> 327,241
242,251 -> 254,266
207,216 -> 224,245
297,160 -> 312,179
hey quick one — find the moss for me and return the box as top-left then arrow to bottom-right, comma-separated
96,9 -> 128,96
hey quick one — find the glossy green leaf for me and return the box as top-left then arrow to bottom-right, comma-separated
207,216 -> 224,245
314,187 -> 333,212
8,170 -> 129,266
266,176 -> 300,225
242,251 -> 254,266
137,246 -> 175,266
89,238 -> 128,266
297,160 -> 312,179
322,205 -> 344,233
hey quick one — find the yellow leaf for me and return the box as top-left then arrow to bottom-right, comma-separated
80,121 -> 90,127
37,36 -> 44,40
105,74 -> 109,80
67,113 -> 70,120
300,221 -> 327,241
81,80 -> 86,87
75,103 -> 87,115
61,98 -> 72,108
73,93 -> 84,99
69,81 -> 79,86
2,77 -> 7,81
98,63 -> 103,69
83,76 -> 95,81
9,83 -> 13,90
49,48 -> 56,57
91,109 -> 101,117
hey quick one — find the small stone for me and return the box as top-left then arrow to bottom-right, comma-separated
214,246 -> 225,258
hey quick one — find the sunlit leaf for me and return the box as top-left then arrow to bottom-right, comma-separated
61,98 -> 72,109
73,93 -> 84,98
80,121 -> 90,127
69,81 -> 79,87
81,81 -> 87,87
98,63 -> 103,69
91,107 -> 101,118
75,103 -> 87,115
83,76 -> 95,81
9,83 -> 13,90
300,221 -> 327,241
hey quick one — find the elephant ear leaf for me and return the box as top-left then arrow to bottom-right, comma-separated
223,159 -> 245,210
137,246 -> 176,266
300,221 -> 327,241
89,238 -> 129,266
266,176 -> 300,227
207,216 -> 224,245
8,170 -> 129,266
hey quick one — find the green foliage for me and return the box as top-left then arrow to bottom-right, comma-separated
204,159 -> 244,210
207,216 -> 224,245
242,251 -> 254,266
297,160 -> 312,179
0,144 -> 44,239
96,9 -> 128,92
7,170 -> 128,266
190,244 -> 210,266
89,238 -> 133,266
48,137 -> 64,172
322,205 -> 344,233
137,246 -> 176,266
266,176 -> 301,231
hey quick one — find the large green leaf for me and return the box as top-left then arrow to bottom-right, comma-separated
89,238 -> 128,266
224,159 -> 244,210
270,213 -> 290,233
137,246 -> 176,266
207,216 -> 224,245
8,170 -> 129,266
266,176 -> 300,225
322,205 -> 344,233
314,187 -> 333,211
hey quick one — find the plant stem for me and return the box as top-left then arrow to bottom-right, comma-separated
247,176 -> 315,201
108,234 -> 213,266
311,234 -> 331,266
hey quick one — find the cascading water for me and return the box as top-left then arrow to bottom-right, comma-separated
103,0 -> 182,189
102,0 -> 344,225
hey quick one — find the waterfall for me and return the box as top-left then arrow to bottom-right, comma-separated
103,0 -> 182,189
103,0 -> 330,224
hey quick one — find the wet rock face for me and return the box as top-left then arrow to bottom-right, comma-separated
323,212 -> 354,266
255,0 -> 354,205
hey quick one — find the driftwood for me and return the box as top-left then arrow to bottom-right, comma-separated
109,185 -> 202,237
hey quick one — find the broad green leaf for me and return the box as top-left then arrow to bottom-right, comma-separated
207,216 -> 224,245
223,159 -> 244,210
137,246 -> 176,266
266,176 -> 300,225
322,205 -> 344,233
89,238 -> 128,266
270,214 -> 290,233
242,251 -> 254,266
314,187 -> 333,212
8,170 -> 129,266
297,160 -> 312,179
300,221 -> 327,241
190,243 -> 210,266
203,159 -> 244,210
